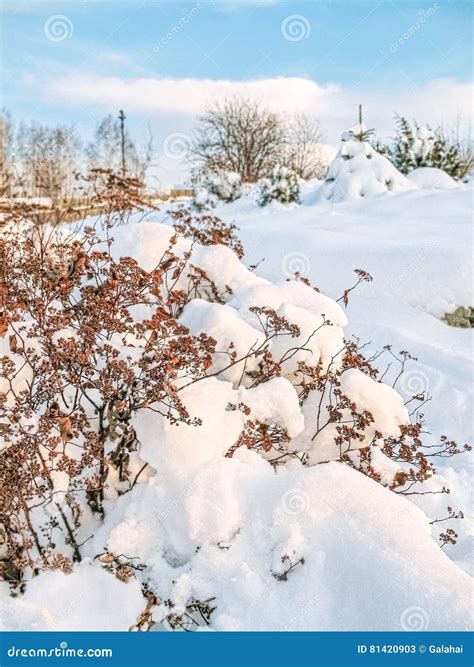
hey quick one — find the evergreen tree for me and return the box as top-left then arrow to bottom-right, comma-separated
257,166 -> 300,206
318,122 -> 414,203
390,115 -> 468,179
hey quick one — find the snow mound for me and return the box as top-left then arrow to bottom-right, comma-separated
135,374 -> 305,475
110,222 -> 191,273
110,221 -> 266,300
292,369 -> 410,466
238,377 -> 304,439
180,300 -> 266,385
0,564 -> 144,631
229,281 -> 347,328
407,167 -> 458,190
270,301 -> 345,373
134,377 -> 243,474
93,458 -> 473,631
341,368 -> 409,436
190,243 -> 267,296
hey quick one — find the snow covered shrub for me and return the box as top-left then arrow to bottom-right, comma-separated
388,116 -> 470,180
208,171 -> 242,203
192,186 -> 215,211
1,186 -> 471,631
0,178 -> 237,589
193,171 -> 242,210
169,207 -> 244,259
318,124 -> 415,203
257,166 -> 300,206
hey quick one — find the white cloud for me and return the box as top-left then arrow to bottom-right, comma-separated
47,73 -> 473,140
47,74 -> 341,116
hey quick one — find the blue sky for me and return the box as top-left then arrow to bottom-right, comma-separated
1,0 -> 472,186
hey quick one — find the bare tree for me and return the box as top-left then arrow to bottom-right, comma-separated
14,121 -> 82,203
0,109 -> 14,198
86,115 -> 119,174
440,119 -> 474,180
192,96 -> 285,182
86,114 -> 153,182
284,112 -> 329,180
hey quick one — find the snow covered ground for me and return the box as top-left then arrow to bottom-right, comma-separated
1,178 -> 472,632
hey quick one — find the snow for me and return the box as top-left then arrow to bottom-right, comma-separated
110,221 -> 191,273
229,281 -> 347,328
270,301 -> 344,373
135,377 -> 243,474
180,300 -> 266,385
239,377 -> 304,439
341,368 -> 409,437
292,369 -> 410,466
190,244 -> 267,296
0,564 -> 145,631
180,179 -> 473,573
91,458 -> 472,631
407,167 -> 458,190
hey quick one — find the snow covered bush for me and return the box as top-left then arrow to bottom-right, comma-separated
193,171 -> 242,210
192,187 -> 216,211
0,182 -> 471,631
388,116 -> 471,180
318,124 -> 415,203
257,166 -> 300,206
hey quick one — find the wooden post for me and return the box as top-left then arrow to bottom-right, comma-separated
118,109 -> 126,177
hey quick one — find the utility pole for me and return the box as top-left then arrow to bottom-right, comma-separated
358,104 -> 363,126
118,109 -> 126,177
